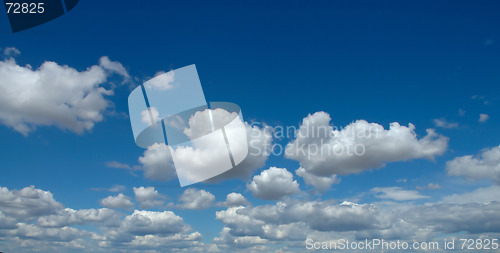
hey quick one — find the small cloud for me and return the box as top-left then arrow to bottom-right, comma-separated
485,39 -> 494,45
3,47 -> 20,57
90,185 -> 126,192
371,187 -> 428,201
416,183 -> 441,190
428,183 -> 441,189
396,178 -> 408,183
479,114 -> 489,123
106,161 -> 141,176
217,192 -> 250,207
433,118 -> 459,129
458,109 -> 466,117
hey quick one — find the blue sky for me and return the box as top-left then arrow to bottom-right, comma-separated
0,1 -> 499,252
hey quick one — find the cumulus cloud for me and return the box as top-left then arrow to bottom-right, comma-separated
133,186 -> 166,209
209,122 -> 273,182
220,192 -> 250,207
0,186 -> 63,220
136,120 -> 272,184
247,167 -> 300,200
141,107 -> 160,125
286,112 -> 448,190
0,53 -> 128,135
100,193 -> 134,210
371,187 -> 428,201
138,143 -> 176,181
177,188 -> 215,210
98,209 -> 203,250
37,208 -> 122,228
296,167 -> 340,191
0,185 -> 204,252
446,146 -> 500,184
479,113 -> 490,123
215,191 -> 500,247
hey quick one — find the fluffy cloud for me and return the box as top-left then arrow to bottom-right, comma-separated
220,193 -> 250,207
0,186 -> 63,220
100,193 -> 134,210
0,52 -> 128,135
209,122 -> 273,181
247,167 -> 300,200
138,143 -> 176,181
371,187 -> 428,201
0,185 -> 204,252
215,192 -> 500,247
296,167 -> 339,191
133,186 -> 166,209
446,146 -> 500,184
178,188 -> 215,210
286,112 -> 448,190
101,210 -> 203,250
136,115 -> 272,184
37,208 -> 122,228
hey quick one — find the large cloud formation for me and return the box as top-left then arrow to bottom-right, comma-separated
0,50 -> 129,135
0,185 -> 205,252
285,112 -> 448,190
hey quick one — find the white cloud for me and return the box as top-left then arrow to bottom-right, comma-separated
140,107 -> 160,125
371,187 -> 428,201
433,118 -> 459,129
479,113 -> 489,123
100,193 -> 134,210
144,70 -> 175,90
286,112 -> 448,190
416,183 -> 441,190
0,54 -> 128,135
37,208 -> 122,228
220,193 -> 250,207
3,47 -> 20,56
136,113 -> 272,184
0,186 -> 63,220
90,184 -> 126,193
178,188 -> 215,210
296,167 -> 339,191
138,143 -> 176,181
446,146 -> 500,184
101,210 -> 203,250
0,185 -> 204,252
119,210 -> 190,236
98,56 -> 129,80
209,122 -> 273,182
441,185 -> 500,204
247,167 -> 300,200
133,186 -> 166,209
